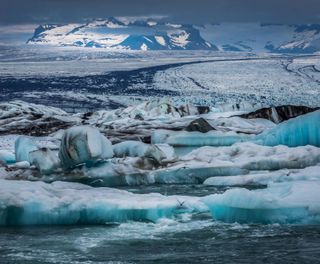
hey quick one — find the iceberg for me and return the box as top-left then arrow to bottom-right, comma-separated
202,181 -> 320,224
15,136 -> 39,162
0,179 -> 206,225
151,129 -> 253,147
59,126 -> 114,169
256,110 -> 320,147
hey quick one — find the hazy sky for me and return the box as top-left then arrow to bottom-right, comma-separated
1,0 -> 320,25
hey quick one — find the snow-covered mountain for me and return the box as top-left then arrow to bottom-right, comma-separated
27,17 -> 216,51
198,23 -> 320,53
27,18 -> 320,53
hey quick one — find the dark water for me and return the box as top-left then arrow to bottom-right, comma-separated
0,185 -> 320,264
1,222 -> 320,263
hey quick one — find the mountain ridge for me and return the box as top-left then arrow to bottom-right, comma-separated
27,18 -> 320,53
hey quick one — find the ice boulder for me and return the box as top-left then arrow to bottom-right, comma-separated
0,150 -> 15,165
256,110 -> 320,147
113,141 -> 167,165
202,181 -> 320,224
15,136 -> 39,162
29,148 -> 61,174
59,126 -> 113,169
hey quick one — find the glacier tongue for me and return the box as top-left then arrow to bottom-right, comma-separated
202,181 -> 320,224
0,179 -> 205,226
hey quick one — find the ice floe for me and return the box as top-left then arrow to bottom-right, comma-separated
202,181 -> 320,224
0,179 -> 206,225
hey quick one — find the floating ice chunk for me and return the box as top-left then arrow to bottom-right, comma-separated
202,181 -> 320,224
15,136 -> 39,162
0,179 -> 205,225
151,129 -> 252,147
59,126 -> 113,169
256,110 -> 320,147
29,148 -> 61,174
113,141 -> 167,164
0,150 -> 15,164
204,166 -> 320,187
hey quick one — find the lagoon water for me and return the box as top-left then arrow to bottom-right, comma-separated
1,185 -> 319,264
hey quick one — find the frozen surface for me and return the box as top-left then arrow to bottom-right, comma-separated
202,181 -> 320,224
1,51 -> 320,111
153,56 -> 320,107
